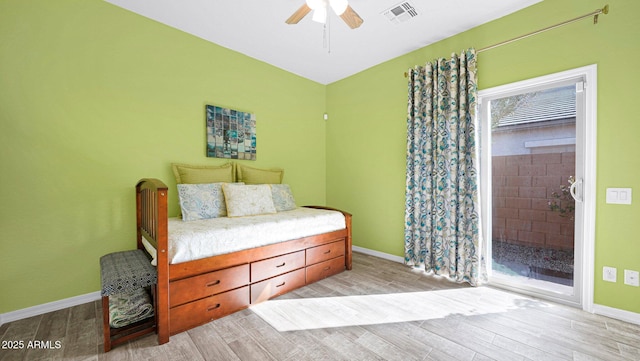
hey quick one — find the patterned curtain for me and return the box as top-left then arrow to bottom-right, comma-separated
404,48 -> 485,286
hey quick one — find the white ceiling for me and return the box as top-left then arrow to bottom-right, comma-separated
105,0 -> 541,84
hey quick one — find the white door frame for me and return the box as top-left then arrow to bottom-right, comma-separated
478,65 -> 597,311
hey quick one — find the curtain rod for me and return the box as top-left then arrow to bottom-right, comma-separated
404,4 -> 609,78
478,4 -> 609,53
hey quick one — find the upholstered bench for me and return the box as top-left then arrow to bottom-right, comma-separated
100,249 -> 157,352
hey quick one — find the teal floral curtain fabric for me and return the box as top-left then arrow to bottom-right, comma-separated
404,48 -> 485,286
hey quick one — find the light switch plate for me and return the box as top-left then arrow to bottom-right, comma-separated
606,188 -> 632,205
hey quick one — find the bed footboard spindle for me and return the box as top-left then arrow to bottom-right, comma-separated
145,189 -> 156,240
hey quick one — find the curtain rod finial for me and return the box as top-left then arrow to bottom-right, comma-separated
593,4 -> 609,24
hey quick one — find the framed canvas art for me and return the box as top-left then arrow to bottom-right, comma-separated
206,104 -> 256,160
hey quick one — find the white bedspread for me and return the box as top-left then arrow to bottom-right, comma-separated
168,207 -> 346,264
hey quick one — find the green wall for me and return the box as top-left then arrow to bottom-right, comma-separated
2,0 -> 640,318
0,0 -> 326,313
327,0 -> 640,314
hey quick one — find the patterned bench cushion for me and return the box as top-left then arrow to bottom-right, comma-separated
100,250 -> 157,296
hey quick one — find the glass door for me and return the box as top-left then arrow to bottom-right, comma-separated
480,77 -> 587,306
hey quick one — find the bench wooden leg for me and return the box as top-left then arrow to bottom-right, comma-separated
102,296 -> 111,352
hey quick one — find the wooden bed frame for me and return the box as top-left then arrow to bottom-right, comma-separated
135,178 -> 352,345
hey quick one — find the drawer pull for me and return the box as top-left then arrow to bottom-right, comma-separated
276,282 -> 286,288
206,280 -> 221,287
207,303 -> 221,311
276,262 -> 286,268
323,266 -> 331,271
324,250 -> 331,254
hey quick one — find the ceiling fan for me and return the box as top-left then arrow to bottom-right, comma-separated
285,0 -> 364,29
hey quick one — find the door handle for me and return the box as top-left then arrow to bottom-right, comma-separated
570,178 -> 583,203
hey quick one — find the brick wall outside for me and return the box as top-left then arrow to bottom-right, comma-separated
492,152 -> 575,251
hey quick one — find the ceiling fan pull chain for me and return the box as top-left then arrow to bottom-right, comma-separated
323,16 -> 331,53
323,23 -> 327,49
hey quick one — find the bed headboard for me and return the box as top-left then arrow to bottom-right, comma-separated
135,178 -> 170,344
136,178 -> 168,251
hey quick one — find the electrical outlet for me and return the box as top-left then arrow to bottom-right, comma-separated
603,266 -> 617,282
624,270 -> 639,287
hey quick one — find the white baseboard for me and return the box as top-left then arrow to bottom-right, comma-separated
0,291 -> 101,327
352,245 -> 404,263
592,304 -> 640,326
3,261 -> 638,330
0,247 -> 402,327
352,246 -> 640,327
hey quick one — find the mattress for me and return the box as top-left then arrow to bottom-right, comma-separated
166,207 -> 346,264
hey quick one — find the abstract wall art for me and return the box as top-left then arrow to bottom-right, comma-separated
206,104 -> 256,160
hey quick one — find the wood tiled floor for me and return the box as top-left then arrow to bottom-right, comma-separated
1,252 -> 639,360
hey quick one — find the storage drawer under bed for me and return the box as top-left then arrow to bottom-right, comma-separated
169,264 -> 249,307
306,255 -> 345,284
250,268 -> 306,304
306,239 -> 345,265
250,250 -> 305,283
169,286 -> 249,335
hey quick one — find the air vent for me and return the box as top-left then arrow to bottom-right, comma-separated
382,2 -> 418,24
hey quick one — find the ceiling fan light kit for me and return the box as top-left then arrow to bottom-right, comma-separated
329,0 -> 349,15
286,0 -> 363,29
311,6 -> 327,23
306,0 -> 347,15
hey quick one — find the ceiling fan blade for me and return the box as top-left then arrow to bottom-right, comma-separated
339,5 -> 364,29
285,4 -> 312,24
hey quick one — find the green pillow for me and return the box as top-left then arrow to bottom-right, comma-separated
237,164 -> 284,184
172,163 -> 235,184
